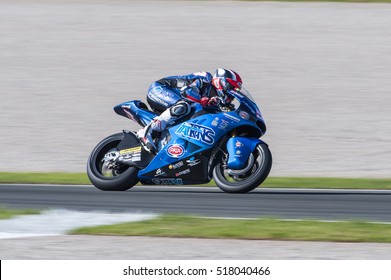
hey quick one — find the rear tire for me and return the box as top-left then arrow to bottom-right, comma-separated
213,143 -> 272,193
87,133 -> 139,191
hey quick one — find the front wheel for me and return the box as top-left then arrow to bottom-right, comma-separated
87,133 -> 139,191
213,143 -> 272,193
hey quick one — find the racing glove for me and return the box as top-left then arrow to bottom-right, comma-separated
200,96 -> 220,107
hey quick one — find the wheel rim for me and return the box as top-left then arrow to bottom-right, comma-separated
218,145 -> 266,184
93,139 -> 129,178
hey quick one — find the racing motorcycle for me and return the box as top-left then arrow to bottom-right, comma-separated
87,88 -> 272,193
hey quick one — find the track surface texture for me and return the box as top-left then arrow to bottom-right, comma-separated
1,184 -> 391,222
1,184 -> 391,259
1,1 -> 391,177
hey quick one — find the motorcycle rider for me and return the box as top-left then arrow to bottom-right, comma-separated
137,68 -> 243,153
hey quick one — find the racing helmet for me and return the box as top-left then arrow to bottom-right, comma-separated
212,68 -> 242,104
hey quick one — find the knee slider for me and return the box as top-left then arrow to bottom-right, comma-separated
170,101 -> 191,117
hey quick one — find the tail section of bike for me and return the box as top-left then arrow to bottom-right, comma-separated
113,100 -> 157,127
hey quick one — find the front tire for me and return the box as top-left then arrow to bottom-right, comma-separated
87,133 -> 139,191
213,143 -> 272,193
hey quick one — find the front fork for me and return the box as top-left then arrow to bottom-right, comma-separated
226,130 -> 262,170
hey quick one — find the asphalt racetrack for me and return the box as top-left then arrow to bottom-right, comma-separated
4,185 -> 391,259
1,184 -> 391,222
1,184 -> 391,259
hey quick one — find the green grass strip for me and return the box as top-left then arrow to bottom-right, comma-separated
0,208 -> 41,220
0,172 -> 90,185
71,214 -> 391,243
1,172 -> 391,189
264,177 -> 391,189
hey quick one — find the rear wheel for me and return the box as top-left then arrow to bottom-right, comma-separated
87,133 -> 139,191
213,143 -> 272,193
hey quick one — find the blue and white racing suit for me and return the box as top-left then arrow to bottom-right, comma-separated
143,71 -> 214,135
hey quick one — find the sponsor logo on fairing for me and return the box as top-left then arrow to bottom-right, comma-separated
119,146 -> 141,162
186,157 -> 201,167
167,144 -> 185,158
235,140 -> 244,148
155,168 -> 166,177
211,117 -> 219,127
218,119 -> 229,130
151,178 -> 183,185
169,161 -> 184,169
223,113 -> 240,122
119,147 -> 141,155
175,122 -> 215,145
239,111 -> 250,120
175,169 -> 190,177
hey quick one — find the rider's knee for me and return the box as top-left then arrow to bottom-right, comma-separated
170,101 -> 191,118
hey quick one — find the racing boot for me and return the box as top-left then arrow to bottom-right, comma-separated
137,122 -> 158,154
137,109 -> 173,154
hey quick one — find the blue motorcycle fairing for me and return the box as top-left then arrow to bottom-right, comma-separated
226,137 -> 263,170
113,100 -> 157,127
137,108 -> 264,181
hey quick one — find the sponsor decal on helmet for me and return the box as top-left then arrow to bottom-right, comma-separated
167,144 -> 185,158
239,111 -> 250,120
176,122 -> 215,145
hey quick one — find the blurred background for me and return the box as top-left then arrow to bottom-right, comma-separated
1,0 -> 390,178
